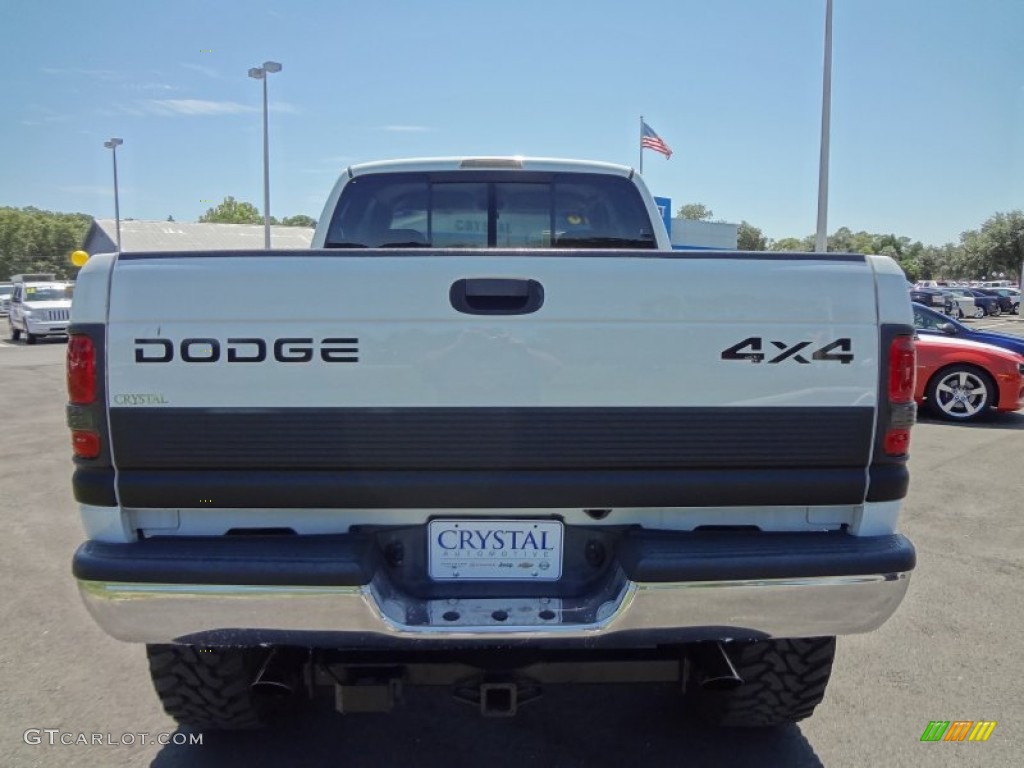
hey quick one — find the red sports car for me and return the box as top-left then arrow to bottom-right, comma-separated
914,334 -> 1024,421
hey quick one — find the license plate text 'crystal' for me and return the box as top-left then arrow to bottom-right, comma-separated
428,520 -> 564,581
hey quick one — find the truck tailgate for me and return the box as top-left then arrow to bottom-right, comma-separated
99,250 -> 887,509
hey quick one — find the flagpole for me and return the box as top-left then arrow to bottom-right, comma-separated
639,115 -> 644,175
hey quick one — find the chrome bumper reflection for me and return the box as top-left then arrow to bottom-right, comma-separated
77,570 -> 911,644
26,321 -> 68,333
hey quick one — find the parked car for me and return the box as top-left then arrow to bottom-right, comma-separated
913,303 -> 1024,356
945,295 -> 976,320
944,287 -> 1001,318
914,334 -> 1024,421
7,275 -> 74,344
909,287 -> 954,312
973,288 -> 1016,315
983,287 -> 1020,314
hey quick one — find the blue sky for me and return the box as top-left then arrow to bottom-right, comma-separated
2,0 -> 1022,245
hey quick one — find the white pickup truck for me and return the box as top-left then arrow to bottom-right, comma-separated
68,157 -> 917,730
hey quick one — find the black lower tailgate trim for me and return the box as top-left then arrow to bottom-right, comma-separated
116,467 -> 871,509
109,406 -> 874,470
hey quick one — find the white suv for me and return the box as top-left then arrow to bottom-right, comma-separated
7,275 -> 74,344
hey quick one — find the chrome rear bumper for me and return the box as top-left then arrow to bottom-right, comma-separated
74,529 -> 915,645
77,570 -> 911,645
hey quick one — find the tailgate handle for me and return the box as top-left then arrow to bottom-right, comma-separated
449,278 -> 545,315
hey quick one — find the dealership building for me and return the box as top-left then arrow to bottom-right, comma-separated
653,196 -> 738,250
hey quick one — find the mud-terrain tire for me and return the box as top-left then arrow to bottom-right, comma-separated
686,637 -> 836,727
146,645 -> 293,730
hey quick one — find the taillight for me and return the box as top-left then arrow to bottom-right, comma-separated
71,430 -> 101,459
67,334 -> 100,459
883,428 -> 910,455
888,336 -> 916,403
884,335 -> 917,456
67,335 -> 96,404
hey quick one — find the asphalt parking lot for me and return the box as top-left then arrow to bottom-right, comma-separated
1,319 -> 1022,767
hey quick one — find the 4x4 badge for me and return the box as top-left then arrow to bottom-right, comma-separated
721,337 -> 853,364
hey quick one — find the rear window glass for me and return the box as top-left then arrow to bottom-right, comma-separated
324,172 -> 657,249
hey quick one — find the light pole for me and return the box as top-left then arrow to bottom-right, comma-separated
248,61 -> 282,249
815,0 -> 833,253
103,138 -> 123,251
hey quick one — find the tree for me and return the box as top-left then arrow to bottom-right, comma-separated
770,236 -> 813,252
677,203 -> 714,221
912,245 -> 945,280
0,206 -> 93,280
977,211 -> 1024,283
280,214 -> 316,228
166,215 -> 175,222
825,227 -> 878,254
958,228 -> 990,278
736,221 -> 767,251
198,196 -> 263,225
944,244 -> 967,276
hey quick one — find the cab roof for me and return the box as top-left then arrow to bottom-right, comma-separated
345,156 -> 636,179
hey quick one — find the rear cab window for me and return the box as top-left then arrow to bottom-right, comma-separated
324,172 -> 657,250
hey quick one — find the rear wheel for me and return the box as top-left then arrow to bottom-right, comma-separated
685,637 -> 836,727
146,645 -> 299,730
990,305 -> 1001,317
973,305 -> 985,319
926,365 -> 995,421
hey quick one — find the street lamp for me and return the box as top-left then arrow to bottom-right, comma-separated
815,0 -> 833,253
103,138 -> 123,251
248,60 -> 282,249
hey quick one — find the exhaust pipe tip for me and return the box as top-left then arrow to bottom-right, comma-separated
251,679 -> 295,696
690,642 -> 744,692
698,673 -> 744,692
250,648 -> 298,697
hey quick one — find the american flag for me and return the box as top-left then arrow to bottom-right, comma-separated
641,121 -> 672,159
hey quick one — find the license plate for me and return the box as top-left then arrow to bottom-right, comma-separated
428,519 -> 563,581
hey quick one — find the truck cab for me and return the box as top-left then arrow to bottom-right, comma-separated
311,156 -> 672,250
